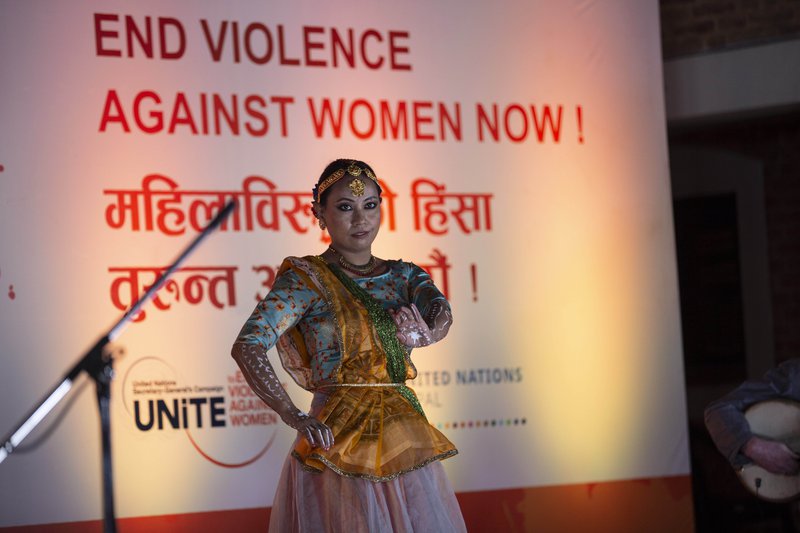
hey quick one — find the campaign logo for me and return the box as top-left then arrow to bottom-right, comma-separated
121,356 -> 279,467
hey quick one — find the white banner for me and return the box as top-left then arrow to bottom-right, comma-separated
0,0 -> 688,527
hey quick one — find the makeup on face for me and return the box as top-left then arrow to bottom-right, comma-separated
321,178 -> 382,258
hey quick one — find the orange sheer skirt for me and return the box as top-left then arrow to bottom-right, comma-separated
292,387 -> 457,481
271,392 -> 466,532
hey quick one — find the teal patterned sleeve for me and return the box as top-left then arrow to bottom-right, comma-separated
234,266 -> 320,352
407,262 -> 450,320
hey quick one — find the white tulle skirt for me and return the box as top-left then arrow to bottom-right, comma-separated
269,453 -> 466,532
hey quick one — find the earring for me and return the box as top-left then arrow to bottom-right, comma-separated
319,219 -> 327,230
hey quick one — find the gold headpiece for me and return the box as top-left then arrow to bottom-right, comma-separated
315,161 -> 379,201
349,178 -> 366,197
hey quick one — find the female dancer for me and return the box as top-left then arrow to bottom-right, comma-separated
231,159 -> 466,531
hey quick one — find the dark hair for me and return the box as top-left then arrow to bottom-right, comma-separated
313,158 -> 382,205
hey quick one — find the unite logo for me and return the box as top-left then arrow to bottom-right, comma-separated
121,356 -> 279,467
133,395 -> 226,431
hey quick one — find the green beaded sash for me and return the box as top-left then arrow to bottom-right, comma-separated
326,263 -> 426,417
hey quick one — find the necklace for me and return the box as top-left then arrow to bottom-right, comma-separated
328,246 -> 378,275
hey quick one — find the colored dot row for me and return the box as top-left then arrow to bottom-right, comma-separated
436,418 -> 527,430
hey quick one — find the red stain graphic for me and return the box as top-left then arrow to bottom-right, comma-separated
8,285 -> 15,300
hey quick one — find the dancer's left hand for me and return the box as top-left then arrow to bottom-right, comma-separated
390,304 -> 434,348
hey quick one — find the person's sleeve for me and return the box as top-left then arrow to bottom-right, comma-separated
705,359 -> 800,467
407,262 -> 450,320
233,266 -> 319,351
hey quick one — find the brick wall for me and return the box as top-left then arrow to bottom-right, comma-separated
670,114 -> 800,363
661,1 -> 800,364
661,0 -> 800,59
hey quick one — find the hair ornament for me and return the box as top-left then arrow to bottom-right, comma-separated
315,161 -> 379,201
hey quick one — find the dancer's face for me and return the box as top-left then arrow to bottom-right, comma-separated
317,177 -> 381,256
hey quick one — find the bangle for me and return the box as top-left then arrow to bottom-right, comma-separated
424,302 -> 442,326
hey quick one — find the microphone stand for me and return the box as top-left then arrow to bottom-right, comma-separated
0,200 -> 236,533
